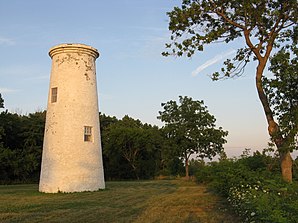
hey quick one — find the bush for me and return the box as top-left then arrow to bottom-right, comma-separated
195,151 -> 298,223
228,178 -> 298,222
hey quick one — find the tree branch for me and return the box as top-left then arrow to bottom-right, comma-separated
243,29 -> 263,61
215,10 -> 245,30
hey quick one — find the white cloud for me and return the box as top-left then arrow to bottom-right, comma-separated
0,37 -> 15,46
191,49 -> 236,77
0,87 -> 19,93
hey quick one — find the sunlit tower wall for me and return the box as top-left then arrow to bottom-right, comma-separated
39,43 -> 105,193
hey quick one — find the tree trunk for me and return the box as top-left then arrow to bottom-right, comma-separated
185,157 -> 189,180
255,59 -> 293,182
280,151 -> 293,183
131,164 -> 139,180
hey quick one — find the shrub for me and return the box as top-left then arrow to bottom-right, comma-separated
228,178 -> 298,223
195,151 -> 298,223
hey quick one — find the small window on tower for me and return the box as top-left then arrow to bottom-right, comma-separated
51,87 -> 58,103
84,126 -> 92,142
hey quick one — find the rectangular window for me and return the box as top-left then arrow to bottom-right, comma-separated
51,87 -> 58,103
84,126 -> 92,142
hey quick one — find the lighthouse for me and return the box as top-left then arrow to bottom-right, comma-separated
39,43 -> 105,193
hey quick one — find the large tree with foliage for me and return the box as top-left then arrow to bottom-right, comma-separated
163,0 -> 297,182
158,96 -> 228,179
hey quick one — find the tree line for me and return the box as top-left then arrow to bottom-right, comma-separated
0,109 -> 179,183
0,94 -> 227,183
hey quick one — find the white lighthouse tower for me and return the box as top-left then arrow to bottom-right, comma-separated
39,43 -> 105,193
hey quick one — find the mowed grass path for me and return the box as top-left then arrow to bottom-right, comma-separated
0,180 -> 240,223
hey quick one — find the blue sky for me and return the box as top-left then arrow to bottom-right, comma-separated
0,0 -> 276,157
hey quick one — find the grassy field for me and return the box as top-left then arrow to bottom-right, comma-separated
0,180 -> 240,223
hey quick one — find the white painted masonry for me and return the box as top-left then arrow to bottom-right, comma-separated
39,43 -> 105,193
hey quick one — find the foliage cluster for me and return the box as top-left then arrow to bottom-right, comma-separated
0,94 -> 4,108
193,150 -> 298,222
0,111 -> 45,183
263,46 -> 298,153
100,114 -> 184,180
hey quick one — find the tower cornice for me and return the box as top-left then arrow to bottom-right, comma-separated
49,43 -> 99,59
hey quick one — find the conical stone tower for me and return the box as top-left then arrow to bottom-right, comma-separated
39,43 -> 105,193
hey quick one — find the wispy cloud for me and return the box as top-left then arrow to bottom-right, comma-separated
0,37 -> 15,46
0,87 -> 19,93
191,49 -> 236,77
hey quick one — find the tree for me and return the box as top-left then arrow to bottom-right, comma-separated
103,115 -> 144,179
163,0 -> 297,182
102,115 -> 163,180
0,110 -> 46,183
157,96 -> 228,179
158,128 -> 185,176
0,93 -> 4,108
99,113 -> 118,132
21,111 -> 46,181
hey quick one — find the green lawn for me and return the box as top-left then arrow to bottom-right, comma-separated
0,180 -> 240,223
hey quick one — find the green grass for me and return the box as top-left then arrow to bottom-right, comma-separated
0,180 -> 240,223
